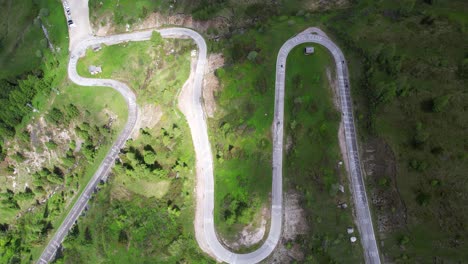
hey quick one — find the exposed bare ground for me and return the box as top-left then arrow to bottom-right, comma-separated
268,191 -> 308,263
203,53 -> 224,118
323,66 -> 350,182
222,205 -> 270,251
95,12 -> 229,37
3,105 -> 116,194
178,55 -> 197,119
361,138 -> 407,236
326,67 -> 351,178
5,116 -> 74,191
95,18 -> 113,36
130,104 -> 163,139
326,67 -> 340,110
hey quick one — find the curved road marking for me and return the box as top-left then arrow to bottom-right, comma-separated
37,26 -> 380,264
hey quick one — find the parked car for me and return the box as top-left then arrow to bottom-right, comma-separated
67,20 -> 76,27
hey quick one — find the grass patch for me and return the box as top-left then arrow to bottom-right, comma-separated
55,84 -> 128,124
76,39 -> 193,105
119,178 -> 171,199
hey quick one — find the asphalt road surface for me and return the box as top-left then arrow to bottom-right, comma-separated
37,2 -> 379,262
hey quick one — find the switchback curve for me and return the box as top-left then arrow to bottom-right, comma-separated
37,27 -> 207,264
37,26 -> 380,264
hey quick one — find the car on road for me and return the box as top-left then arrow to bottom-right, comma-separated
67,20 -> 75,27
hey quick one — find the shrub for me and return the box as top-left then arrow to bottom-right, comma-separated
413,122 -> 429,147
47,108 -> 65,125
398,235 -> 410,246
416,191 -> 431,206
143,150 -> 157,165
458,58 -> 468,79
39,8 -> 50,17
247,51 -> 258,62
432,95 -> 450,112
409,159 -> 428,172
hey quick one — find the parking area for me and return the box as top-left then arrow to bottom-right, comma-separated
62,0 -> 93,50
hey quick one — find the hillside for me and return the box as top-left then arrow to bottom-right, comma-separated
0,0 -> 467,263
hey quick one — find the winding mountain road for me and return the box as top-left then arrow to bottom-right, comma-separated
37,2 -> 380,263
37,27 -> 208,264
275,28 -> 381,264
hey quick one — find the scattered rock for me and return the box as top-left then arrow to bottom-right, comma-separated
361,138 -> 407,235
338,184 -> 345,193
338,202 -> 348,209
347,227 -> 354,234
350,236 -> 357,243
270,191 -> 308,263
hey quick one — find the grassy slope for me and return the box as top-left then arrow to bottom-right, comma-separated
0,1 -> 131,261
76,39 -> 192,105
283,44 -> 363,262
30,85 -> 128,260
203,1 -> 467,261
0,0 -> 42,78
58,37 -> 212,263
3,0 -> 465,262
0,0 -> 69,79
324,0 -> 468,262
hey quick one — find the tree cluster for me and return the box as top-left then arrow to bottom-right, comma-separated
0,75 -> 52,140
